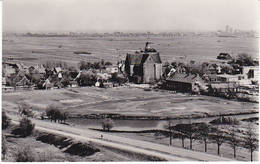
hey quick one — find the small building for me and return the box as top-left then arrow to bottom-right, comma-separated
95,79 -> 103,87
106,66 -> 119,74
165,73 -> 206,93
217,53 -> 232,60
38,79 -> 52,89
242,66 -> 259,81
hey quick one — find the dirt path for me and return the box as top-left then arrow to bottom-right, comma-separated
8,114 -> 234,161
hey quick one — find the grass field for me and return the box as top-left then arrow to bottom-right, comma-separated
2,86 -> 258,118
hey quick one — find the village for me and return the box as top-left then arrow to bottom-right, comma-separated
2,42 -> 259,103
2,41 -> 259,162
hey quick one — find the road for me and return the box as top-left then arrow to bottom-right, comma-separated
8,114 -> 233,161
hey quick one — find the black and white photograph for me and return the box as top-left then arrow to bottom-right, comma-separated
1,0 -> 259,162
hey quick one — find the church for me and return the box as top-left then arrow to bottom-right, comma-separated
125,42 -> 163,83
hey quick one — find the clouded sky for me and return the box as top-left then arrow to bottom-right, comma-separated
3,0 -> 259,33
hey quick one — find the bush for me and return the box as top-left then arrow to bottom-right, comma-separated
15,146 -> 35,162
37,152 -> 53,162
12,117 -> 35,137
2,111 -> 11,129
210,116 -> 239,125
101,118 -> 114,131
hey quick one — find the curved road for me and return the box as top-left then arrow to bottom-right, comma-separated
8,114 -> 233,161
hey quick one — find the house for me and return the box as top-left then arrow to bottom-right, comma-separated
38,79 -> 52,89
2,77 -> 7,87
95,79 -> 103,87
202,74 -> 219,84
106,66 -> 119,74
15,76 -> 30,86
118,60 -> 125,73
4,66 -> 16,77
30,67 -> 46,75
96,72 -> 111,82
210,83 -> 237,93
125,42 -> 163,83
70,81 -> 78,88
11,71 -> 30,87
217,53 -> 232,60
242,66 -> 259,81
54,67 -> 62,74
165,73 -> 207,93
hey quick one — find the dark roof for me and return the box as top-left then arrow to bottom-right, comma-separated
31,73 -> 45,81
13,75 -> 29,85
70,72 -> 79,79
150,53 -> 162,63
16,76 -> 30,86
166,73 -> 201,84
126,52 -> 162,65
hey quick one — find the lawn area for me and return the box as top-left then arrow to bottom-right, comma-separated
2,86 -> 258,118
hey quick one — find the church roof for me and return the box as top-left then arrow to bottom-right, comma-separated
126,52 -> 162,65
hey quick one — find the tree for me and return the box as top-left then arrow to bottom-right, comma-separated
109,73 -> 128,84
79,61 -> 88,70
46,105 -> 60,123
197,122 -> 211,152
12,117 -> 35,137
244,123 -> 258,161
234,53 -> 256,66
68,65 -> 77,72
101,118 -> 114,131
227,126 -> 240,158
2,111 -> 11,129
163,120 -> 174,145
18,102 -> 34,117
46,105 -> 58,122
173,122 -> 198,150
46,105 -> 69,123
60,111 -> 69,123
210,126 -> 226,155
78,70 -> 97,86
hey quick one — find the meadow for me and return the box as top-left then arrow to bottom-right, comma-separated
3,36 -> 259,67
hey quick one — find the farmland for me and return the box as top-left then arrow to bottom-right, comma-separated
3,36 -> 259,67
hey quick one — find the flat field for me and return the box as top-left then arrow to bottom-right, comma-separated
2,86 -> 258,118
3,36 -> 259,67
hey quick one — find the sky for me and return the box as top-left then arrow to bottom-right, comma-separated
3,0 -> 259,33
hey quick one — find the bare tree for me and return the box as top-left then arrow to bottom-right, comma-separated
227,126 -> 240,158
173,122 -> 198,150
244,123 -> 258,161
210,126 -> 226,155
197,122 -> 211,152
163,120 -> 174,145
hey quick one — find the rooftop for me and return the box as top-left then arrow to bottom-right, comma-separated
166,73 -> 201,84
